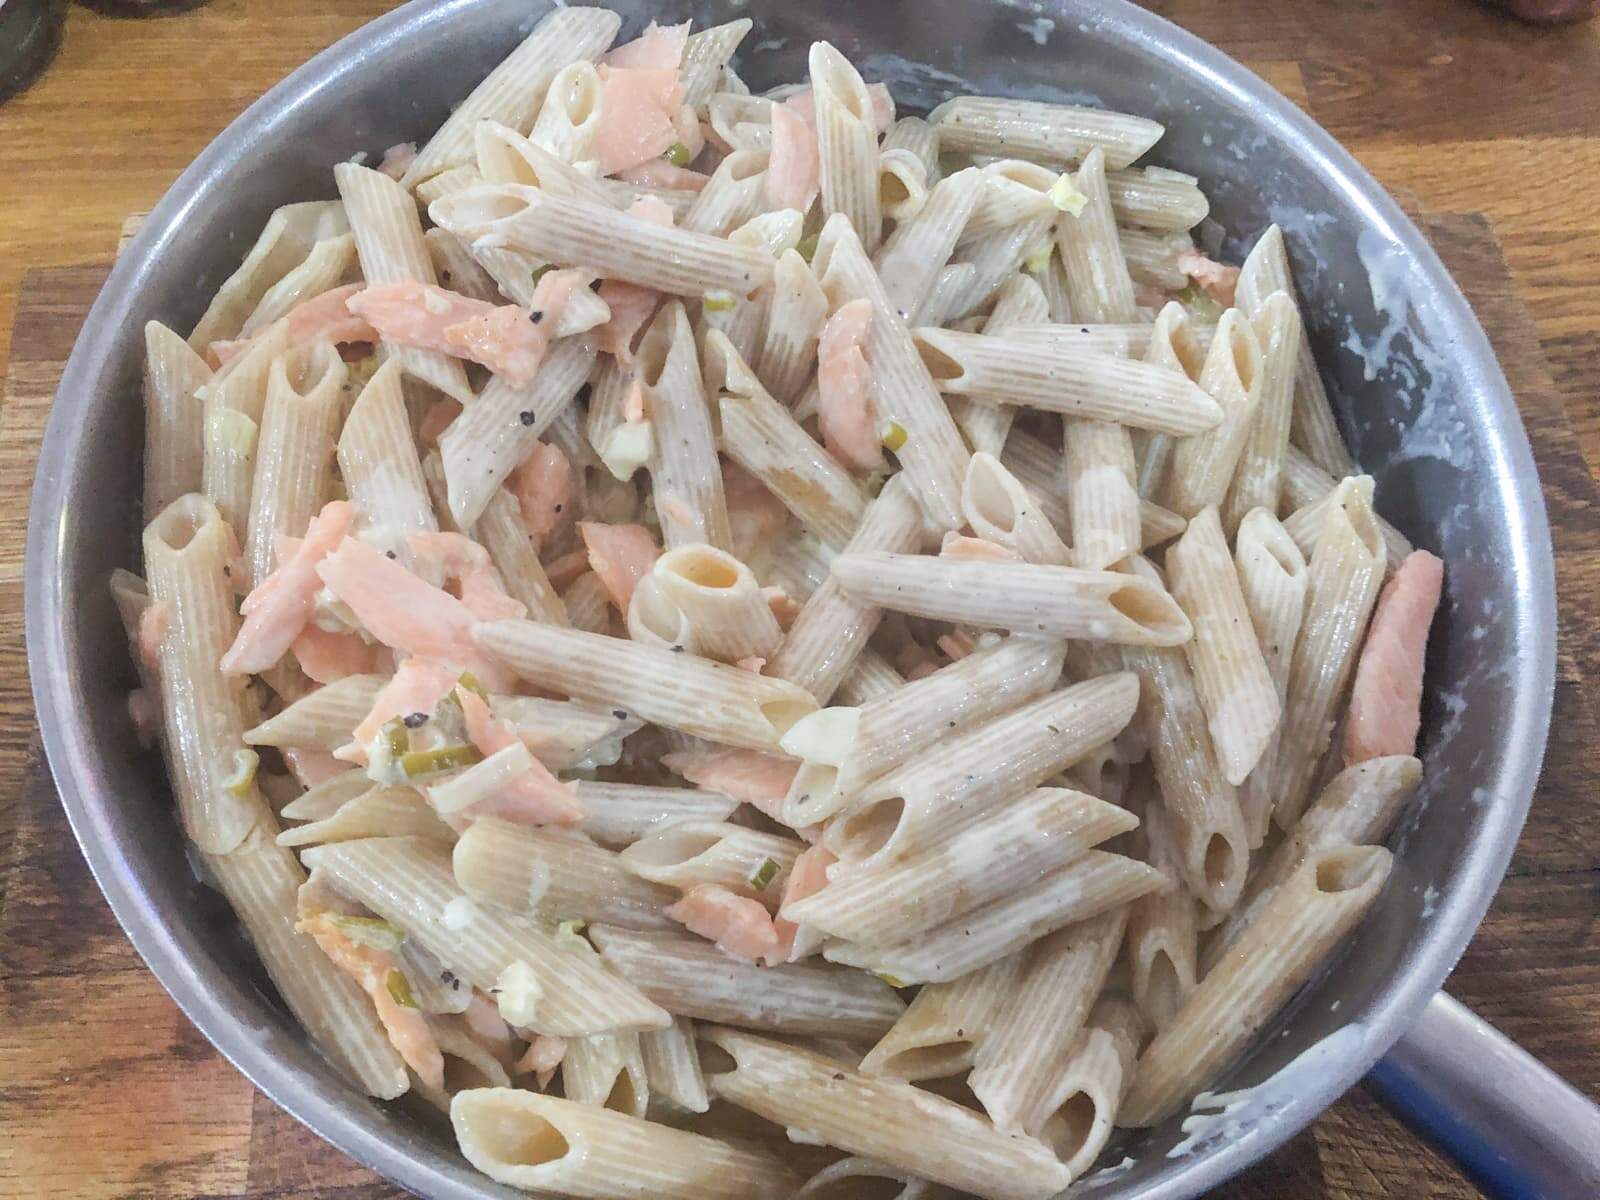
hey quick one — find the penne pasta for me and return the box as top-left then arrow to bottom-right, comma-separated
1236,224 -> 1354,477
913,326 -> 1222,435
574,781 -> 741,848
929,96 -> 1163,170
969,908 -> 1127,1134
144,495 -> 270,854
591,925 -> 905,1039
189,200 -> 349,349
620,819 -> 802,900
437,336 -> 596,529
824,673 -> 1142,867
859,957 -> 1023,1081
402,5 -> 621,186
335,162 -> 473,403
453,818 -> 679,931
652,543 -> 782,664
828,552 -> 1193,645
1034,996 -> 1144,1177
639,302 -> 733,550
1117,556 -> 1251,916
451,1088 -> 796,1200
824,849 -> 1166,984
336,360 -> 437,565
1232,508 -> 1309,844
1052,149 -> 1138,324
205,827 -> 408,1097
300,836 -> 670,1036
701,1029 -> 1071,1200
872,167 -> 985,321
1203,754 -> 1421,972
810,42 -> 884,251
766,474 -> 926,703
244,342 -> 346,588
1167,506 -> 1280,786
430,185 -> 775,297
1222,291 -> 1301,533
946,273 -> 1051,457
1063,417 -> 1142,570
641,1015 -> 710,1114
473,619 -> 818,751
781,634 -> 1066,827
143,322 -> 213,522
1119,844 -> 1392,1125
1272,477 -> 1386,829
1162,309 -> 1264,519
679,19 -> 754,110
811,216 -> 972,530
785,787 -> 1137,945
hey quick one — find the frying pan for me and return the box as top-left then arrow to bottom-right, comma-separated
24,1 -> 1599,1195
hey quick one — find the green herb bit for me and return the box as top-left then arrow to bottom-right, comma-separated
221,748 -> 259,798
795,232 -> 821,263
381,717 -> 410,760
703,288 -> 738,313
530,263 -> 554,287
455,671 -> 489,702
663,141 -> 692,167
399,743 -> 483,780
880,421 -> 908,454
327,914 -> 406,952
748,858 -> 780,891
1175,282 -> 1224,323
874,971 -> 909,989
385,968 -> 418,1009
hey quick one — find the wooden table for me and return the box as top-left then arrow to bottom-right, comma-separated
2,2 -> 1598,1197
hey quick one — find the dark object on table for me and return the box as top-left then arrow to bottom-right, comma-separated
0,0 -> 65,103
1489,0 -> 1598,22
74,0 -> 211,14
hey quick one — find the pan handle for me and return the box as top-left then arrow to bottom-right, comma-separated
1366,991 -> 1600,1198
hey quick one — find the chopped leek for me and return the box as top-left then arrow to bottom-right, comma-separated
1047,171 -> 1089,216
1022,241 -> 1053,274
327,914 -> 406,952
385,968 -> 418,1009
530,263 -> 554,288
399,743 -> 483,780
748,858 -> 780,891
494,960 -> 543,1027
553,919 -> 598,959
874,971 -> 909,989
381,717 -> 409,761
204,407 -> 258,460
663,141 -> 692,167
703,289 -> 738,313
880,421 -> 908,454
221,749 -> 259,797
455,671 -> 489,702
1175,282 -> 1224,323
863,471 -> 888,498
796,232 -> 821,263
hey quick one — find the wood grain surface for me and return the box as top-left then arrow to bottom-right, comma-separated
2,2 -> 1598,1198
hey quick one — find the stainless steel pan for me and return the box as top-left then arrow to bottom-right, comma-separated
24,1 -> 1598,1196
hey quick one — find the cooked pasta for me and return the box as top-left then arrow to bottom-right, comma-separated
118,17 -> 1435,1193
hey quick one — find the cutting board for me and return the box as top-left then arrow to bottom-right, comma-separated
1,205 -> 1597,1198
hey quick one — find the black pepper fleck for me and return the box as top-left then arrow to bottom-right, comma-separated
519,410 -> 536,426
1046,724 -> 1062,735
612,709 -> 628,720
831,1072 -> 846,1082
553,504 -> 563,513
670,644 -> 685,653
404,712 -> 429,728
529,310 -> 544,325
385,550 -> 398,560
441,969 -> 459,989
